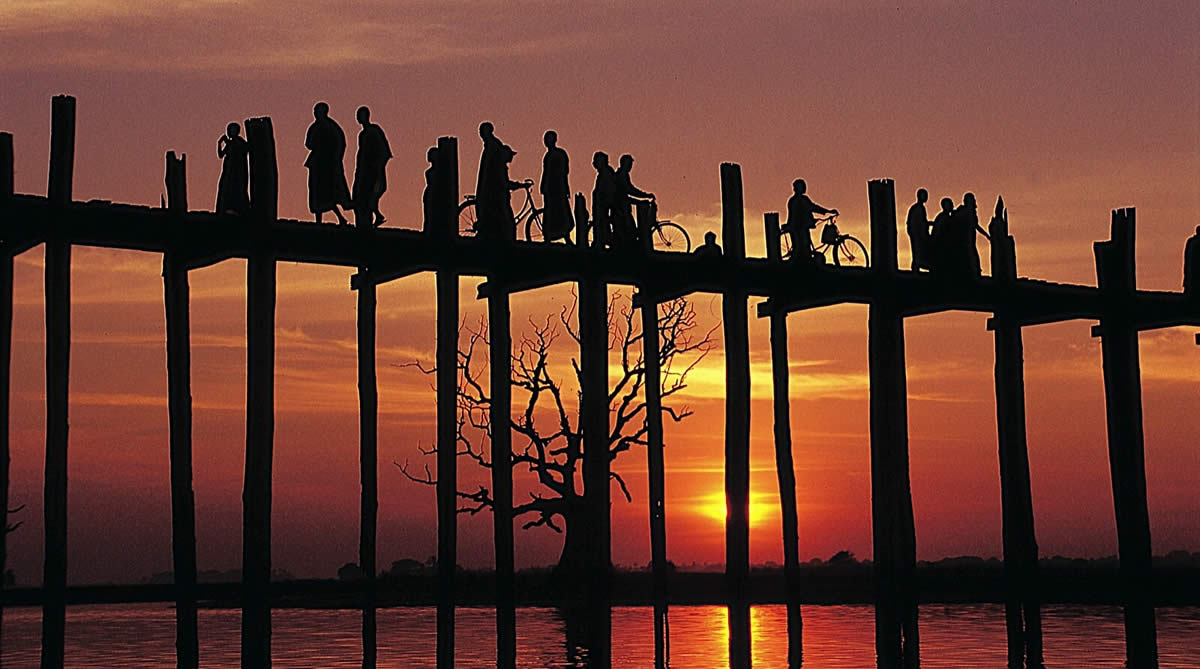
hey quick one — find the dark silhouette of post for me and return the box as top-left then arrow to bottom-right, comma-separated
163,151 -> 200,669
42,94 -> 75,669
357,265 -> 378,668
0,132 -> 11,198
988,201 -> 1043,669
1093,209 -> 1157,668
434,137 -> 460,669
0,131 -> 13,658
488,284 -> 516,669
580,231 -> 611,665
721,163 -> 751,669
242,116 -> 277,669
867,178 -> 919,669
765,212 -> 803,667
636,201 -> 670,668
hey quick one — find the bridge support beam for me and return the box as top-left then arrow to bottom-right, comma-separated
988,203 -> 1043,668
867,178 -> 919,669
242,116 -> 277,669
765,212 -> 803,667
434,136 -> 460,669
637,201 -> 670,668
42,94 -> 75,669
580,269 -> 612,666
721,163 -> 751,669
357,265 -> 378,669
164,151 -> 200,669
0,130 -> 13,659
1094,208 -> 1157,668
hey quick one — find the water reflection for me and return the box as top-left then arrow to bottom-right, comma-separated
1,603 -> 1198,667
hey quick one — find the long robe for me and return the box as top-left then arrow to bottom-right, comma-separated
353,123 -> 392,208
540,146 -> 572,239
215,136 -> 249,215
304,117 -> 351,214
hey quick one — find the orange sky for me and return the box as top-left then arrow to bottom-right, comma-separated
1,1 -> 1198,584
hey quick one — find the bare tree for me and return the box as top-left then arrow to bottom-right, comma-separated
398,292 -> 714,574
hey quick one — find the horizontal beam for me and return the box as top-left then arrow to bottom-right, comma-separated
5,194 -> 1199,329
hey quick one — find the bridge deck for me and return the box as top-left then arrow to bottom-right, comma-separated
3,193 -> 1197,329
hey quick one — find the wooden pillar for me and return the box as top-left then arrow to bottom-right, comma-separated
434,136 -> 459,669
242,116 -> 277,669
720,163 -> 751,669
867,178 -> 918,669
580,267 -> 611,665
1093,208 -> 1157,668
636,202 -> 670,668
163,151 -> 199,669
357,266 -> 378,669
987,202 -> 1043,668
0,130 -> 13,657
765,212 -> 803,666
488,287 -> 516,668
42,94 -> 75,669
1,132 -> 12,199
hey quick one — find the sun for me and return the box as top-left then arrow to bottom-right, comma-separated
696,490 -> 773,528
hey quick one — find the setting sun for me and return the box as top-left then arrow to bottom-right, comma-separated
695,491 -> 775,528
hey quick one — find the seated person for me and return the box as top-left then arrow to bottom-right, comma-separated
693,231 -> 722,258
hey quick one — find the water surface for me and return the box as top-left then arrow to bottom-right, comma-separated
2,603 -> 1198,667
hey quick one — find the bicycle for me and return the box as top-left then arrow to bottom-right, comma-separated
458,180 -> 547,241
780,214 -> 869,267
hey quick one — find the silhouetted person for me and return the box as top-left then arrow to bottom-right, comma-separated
475,122 -> 522,239
591,152 -> 616,248
693,231 -> 722,258
929,197 -> 955,273
304,102 -> 351,225
785,179 -> 837,260
540,130 -> 573,242
954,192 -> 990,277
215,122 -> 249,215
1185,225 -> 1200,298
613,154 -> 653,247
422,146 -> 440,230
352,106 -> 392,227
906,188 -> 931,270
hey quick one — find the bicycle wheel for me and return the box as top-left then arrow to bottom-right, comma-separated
653,221 -> 691,252
458,199 -> 477,235
836,236 -> 870,267
524,209 -> 545,242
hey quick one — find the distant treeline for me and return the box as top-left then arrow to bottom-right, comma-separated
5,552 -> 1195,608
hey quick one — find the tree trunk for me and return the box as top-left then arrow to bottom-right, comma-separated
553,498 -> 592,578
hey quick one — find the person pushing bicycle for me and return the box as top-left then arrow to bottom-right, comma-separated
783,178 -> 838,261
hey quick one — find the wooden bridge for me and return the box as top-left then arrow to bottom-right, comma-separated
1,96 -> 1196,668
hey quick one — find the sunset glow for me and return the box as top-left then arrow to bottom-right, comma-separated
0,0 -> 1196,588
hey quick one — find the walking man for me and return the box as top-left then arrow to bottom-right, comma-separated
304,102 -> 351,225
352,106 -> 392,227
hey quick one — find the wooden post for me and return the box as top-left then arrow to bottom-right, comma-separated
1093,209 -> 1157,668
580,268 -> 610,665
0,131 -> 13,657
42,94 -> 75,669
575,194 -> 590,249
988,202 -> 1043,668
720,163 -> 751,669
357,266 -> 378,669
765,212 -> 803,666
163,151 -> 199,669
637,202 -> 669,668
1,132 -> 12,199
434,136 -> 459,669
867,178 -> 919,669
488,287 -> 516,668
242,116 -> 277,669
